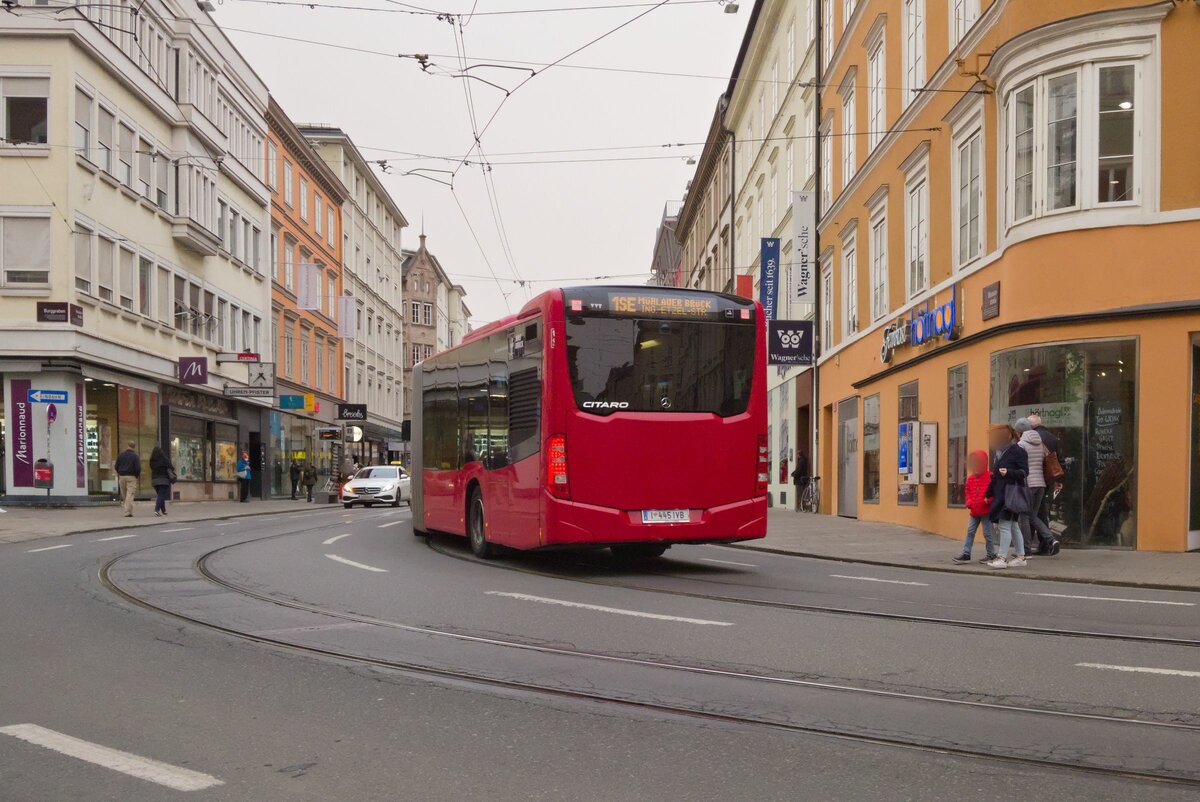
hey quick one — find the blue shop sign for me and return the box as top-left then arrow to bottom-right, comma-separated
880,285 -> 960,363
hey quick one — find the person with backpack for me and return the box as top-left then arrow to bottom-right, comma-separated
1028,412 -> 1065,534
1015,418 -> 1061,556
302,463 -> 318,502
954,450 -> 996,564
985,424 -> 1029,569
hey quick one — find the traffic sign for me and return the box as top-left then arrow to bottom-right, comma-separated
47,403 -> 57,423
216,352 -> 261,363
28,389 -> 68,404
223,387 -> 273,398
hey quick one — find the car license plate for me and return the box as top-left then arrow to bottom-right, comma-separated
641,509 -> 689,524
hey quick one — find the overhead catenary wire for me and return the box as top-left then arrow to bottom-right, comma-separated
233,0 -> 722,16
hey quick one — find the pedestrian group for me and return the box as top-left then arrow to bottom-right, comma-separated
955,413 -> 1064,569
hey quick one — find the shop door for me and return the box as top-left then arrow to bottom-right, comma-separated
838,397 -> 859,518
1190,336 -> 1200,549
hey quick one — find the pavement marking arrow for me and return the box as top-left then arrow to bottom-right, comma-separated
325,553 -> 387,573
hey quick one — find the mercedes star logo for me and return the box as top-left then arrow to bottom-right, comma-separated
661,397 -> 672,410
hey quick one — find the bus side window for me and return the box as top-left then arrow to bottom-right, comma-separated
488,371 -> 510,469
508,367 -> 541,464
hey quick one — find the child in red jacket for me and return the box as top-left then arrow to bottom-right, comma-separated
954,450 -> 996,564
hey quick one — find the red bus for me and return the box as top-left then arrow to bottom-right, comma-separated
411,286 -> 767,559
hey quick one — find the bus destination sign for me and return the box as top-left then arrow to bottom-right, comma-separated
565,287 -> 755,322
608,293 -> 718,319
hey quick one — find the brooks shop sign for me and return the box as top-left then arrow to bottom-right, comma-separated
880,285 -> 960,364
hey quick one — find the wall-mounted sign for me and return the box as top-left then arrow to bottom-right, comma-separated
345,425 -> 364,443
247,363 -> 275,389
982,281 -> 1001,321
759,238 -> 779,320
792,191 -> 816,304
897,421 -> 916,484
36,302 -> 69,323
336,403 -> 367,421
279,395 -> 306,410
919,422 -> 938,484
767,320 -> 815,366
216,352 -> 261,363
179,356 -> 208,385
10,379 -> 32,487
880,285 -> 960,363
224,387 -> 272,398
317,427 -> 341,441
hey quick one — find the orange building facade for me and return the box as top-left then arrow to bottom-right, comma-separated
816,1 -> 1200,551
263,97 -> 348,498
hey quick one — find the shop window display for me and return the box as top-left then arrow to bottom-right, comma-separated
86,383 -> 158,495
990,339 -> 1137,547
171,415 -> 211,482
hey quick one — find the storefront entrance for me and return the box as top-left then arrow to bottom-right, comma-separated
991,338 -> 1137,548
838,397 -> 859,518
1190,335 -> 1200,551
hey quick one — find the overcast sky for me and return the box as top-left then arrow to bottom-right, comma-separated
215,0 -> 748,323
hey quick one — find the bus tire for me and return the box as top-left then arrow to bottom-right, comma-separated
468,488 -> 494,559
611,543 -> 669,561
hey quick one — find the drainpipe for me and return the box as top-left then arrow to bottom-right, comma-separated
719,93 -> 736,292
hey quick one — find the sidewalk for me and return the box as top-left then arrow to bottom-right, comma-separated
0,498 -> 333,545
733,510 -> 1200,591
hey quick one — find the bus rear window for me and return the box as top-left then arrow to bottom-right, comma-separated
566,317 -> 754,416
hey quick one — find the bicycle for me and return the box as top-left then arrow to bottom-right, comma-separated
798,476 -> 821,513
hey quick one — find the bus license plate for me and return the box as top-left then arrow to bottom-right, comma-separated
641,509 -> 689,524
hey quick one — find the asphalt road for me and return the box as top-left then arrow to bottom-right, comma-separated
2,506 -> 1199,801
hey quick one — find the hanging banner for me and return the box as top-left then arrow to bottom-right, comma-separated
337,295 -> 356,339
76,382 -> 85,488
11,378 -> 32,487
767,320 -> 815,366
297,263 -> 321,311
759,238 -> 780,320
792,191 -> 816,304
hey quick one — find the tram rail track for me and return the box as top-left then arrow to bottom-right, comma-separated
97,527 -> 1200,788
425,536 -> 1200,649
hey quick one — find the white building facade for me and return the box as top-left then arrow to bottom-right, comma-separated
0,2 -> 273,501
299,126 -> 408,465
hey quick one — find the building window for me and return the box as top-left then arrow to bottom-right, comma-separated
118,124 -> 134,186
329,342 -> 338,393
947,364 -> 968,506
950,0 -> 980,44
786,142 -> 794,197
863,394 -> 880,504
422,302 -> 433,326
267,141 -> 278,190
902,0 -> 926,104
990,339 -> 1138,547
0,216 -> 51,285
841,87 -> 856,187
315,338 -> 324,391
819,121 -> 832,212
326,207 -> 335,246
284,235 -> 296,290
314,195 -> 323,235
820,260 -> 833,351
867,41 -> 885,151
284,320 -> 295,377
75,88 -> 92,157
138,137 -> 152,198
869,203 -> 888,321
98,235 -> 115,302
844,0 -> 857,24
283,161 -> 293,207
956,129 -> 983,267
300,330 -> 310,384
1098,64 -> 1136,204
787,20 -> 795,79
138,256 -> 152,316
97,107 -> 114,173
1045,73 -> 1078,212
1,76 -> 49,145
905,161 -> 929,297
156,151 -> 169,211
157,266 -> 171,326
411,343 -> 421,367
821,0 -> 832,70
74,224 -> 92,293
898,381 -> 919,505
410,301 -> 420,324
841,229 -> 858,338
299,177 -> 309,221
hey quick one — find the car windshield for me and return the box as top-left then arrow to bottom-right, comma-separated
355,467 -> 399,479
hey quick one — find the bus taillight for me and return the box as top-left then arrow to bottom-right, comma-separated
756,435 -> 768,496
547,434 -> 569,498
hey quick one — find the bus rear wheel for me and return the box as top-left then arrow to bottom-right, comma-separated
611,543 -> 669,561
468,488 -> 494,559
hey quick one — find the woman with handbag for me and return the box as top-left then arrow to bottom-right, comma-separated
985,424 -> 1030,569
149,446 -> 176,517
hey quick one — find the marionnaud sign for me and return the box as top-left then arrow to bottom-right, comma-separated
880,285 -> 960,363
759,238 -> 780,320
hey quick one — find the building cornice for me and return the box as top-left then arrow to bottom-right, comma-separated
267,97 -> 349,205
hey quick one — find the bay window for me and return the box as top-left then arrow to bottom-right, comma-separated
1005,60 -> 1142,228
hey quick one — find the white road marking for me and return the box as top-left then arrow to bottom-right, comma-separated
322,533 -> 353,545
26,544 -> 71,553
698,557 -> 758,568
830,574 -> 929,587
1076,663 -> 1200,679
324,553 -> 388,573
1017,592 -> 1194,607
378,521 -> 405,528
96,534 -> 138,542
213,521 -> 240,527
161,528 -> 192,533
485,591 -> 733,626
252,622 -> 371,636
0,724 -> 222,792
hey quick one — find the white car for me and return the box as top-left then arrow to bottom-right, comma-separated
341,466 -> 411,508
